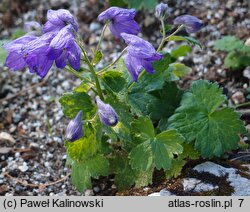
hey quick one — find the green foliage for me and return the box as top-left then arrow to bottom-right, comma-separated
129,117 -> 184,171
109,0 -> 158,10
167,36 -> 202,48
168,80 -> 246,158
92,50 -> 103,66
59,91 -> 96,119
213,36 -> 250,71
71,155 -> 109,192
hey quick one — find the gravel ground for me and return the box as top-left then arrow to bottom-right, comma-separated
0,0 -> 250,196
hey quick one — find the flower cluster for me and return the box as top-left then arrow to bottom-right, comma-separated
4,9 -> 80,78
4,4 -> 204,144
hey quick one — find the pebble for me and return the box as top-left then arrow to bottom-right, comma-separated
231,91 -> 245,105
18,162 -> 29,172
0,132 -> 16,145
84,189 -> 94,196
243,66 -> 250,79
89,22 -> 101,32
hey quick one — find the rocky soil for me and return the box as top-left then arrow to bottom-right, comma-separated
0,0 -> 250,196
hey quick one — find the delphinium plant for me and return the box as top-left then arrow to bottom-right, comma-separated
3,3 -> 246,192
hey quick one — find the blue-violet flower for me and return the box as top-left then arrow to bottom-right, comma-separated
121,33 -> 163,82
43,9 -> 78,33
96,96 -> 118,127
46,25 -> 80,70
155,3 -> 170,20
66,111 -> 84,142
173,15 -> 203,33
98,7 -> 140,39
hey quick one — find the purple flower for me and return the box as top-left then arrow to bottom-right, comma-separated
173,15 -> 203,33
121,33 -> 163,82
4,34 -> 37,71
96,96 -> 118,127
21,32 -> 55,78
66,111 -> 84,142
155,3 -> 170,19
46,26 -> 80,70
98,7 -> 140,39
43,9 -> 78,33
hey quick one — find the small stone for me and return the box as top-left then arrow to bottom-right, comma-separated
159,189 -> 175,196
44,162 -> 50,167
243,67 -> 250,79
93,186 -> 100,193
0,147 -> 12,155
84,189 -> 94,196
231,91 -> 245,105
89,22 -> 101,32
0,132 -> 16,145
18,162 -> 29,172
245,38 -> 250,47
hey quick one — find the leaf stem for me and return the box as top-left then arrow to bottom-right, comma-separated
98,47 -> 128,75
164,24 -> 184,42
91,22 -> 109,64
82,49 -> 104,100
65,66 -> 84,80
235,101 -> 250,109
157,18 -> 167,52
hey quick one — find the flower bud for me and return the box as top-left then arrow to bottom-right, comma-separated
96,96 -> 118,127
155,3 -> 170,20
173,15 -> 203,33
66,111 -> 84,142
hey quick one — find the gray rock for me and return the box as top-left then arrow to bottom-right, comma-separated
182,178 -> 218,192
243,66 -> 250,79
0,132 -> 16,145
194,161 -> 250,195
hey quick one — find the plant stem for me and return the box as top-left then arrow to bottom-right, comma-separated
82,49 -> 104,100
98,47 -> 128,75
128,24 -> 184,92
164,24 -> 184,42
65,66 -> 84,80
157,18 -> 167,52
235,101 -> 250,109
91,22 -> 109,64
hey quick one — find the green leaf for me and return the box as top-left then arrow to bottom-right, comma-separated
128,92 -> 157,116
59,91 -> 96,119
168,80 -> 246,158
123,0 -> 157,9
101,70 -> 126,93
171,45 -> 192,58
214,36 -> 244,52
167,36 -> 202,48
71,155 -> 109,192
92,50 -> 103,66
131,117 -> 155,142
153,52 -> 174,72
74,80 -> 92,93
135,166 -> 154,188
129,141 -> 153,171
153,130 -> 184,170
148,82 -> 183,130
224,51 -> 250,70
168,62 -> 192,78
65,131 -> 97,161
109,0 -> 127,7
129,128 -> 184,171
114,161 -> 136,190
165,158 -> 185,178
